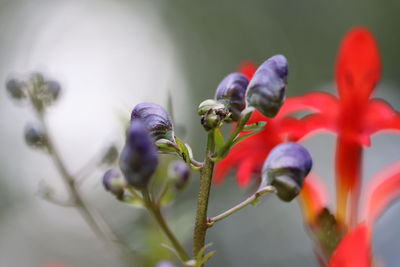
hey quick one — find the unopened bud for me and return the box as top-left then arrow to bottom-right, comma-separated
131,102 -> 174,142
6,78 -> 26,100
102,169 -> 125,199
156,261 -> 176,267
246,55 -> 288,117
43,80 -> 61,102
24,123 -> 48,149
215,73 -> 249,121
261,142 -> 312,202
120,120 -> 159,189
198,99 -> 229,131
169,161 -> 190,190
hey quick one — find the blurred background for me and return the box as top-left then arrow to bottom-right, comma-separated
1,0 -> 400,266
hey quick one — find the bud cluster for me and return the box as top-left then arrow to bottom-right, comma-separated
198,55 -> 288,131
6,73 -> 61,112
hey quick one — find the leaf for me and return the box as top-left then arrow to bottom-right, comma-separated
123,195 -> 144,208
156,138 -> 179,153
232,130 -> 261,146
160,190 -> 177,206
175,137 -> 191,164
195,243 -> 216,266
242,121 -> 267,132
199,251 -> 216,265
214,128 -> 225,150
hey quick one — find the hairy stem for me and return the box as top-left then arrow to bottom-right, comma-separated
193,131 -> 215,259
142,190 -> 189,261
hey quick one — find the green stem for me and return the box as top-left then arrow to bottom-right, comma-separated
193,131 -> 215,258
214,109 -> 253,160
207,186 -> 276,226
142,190 -> 189,261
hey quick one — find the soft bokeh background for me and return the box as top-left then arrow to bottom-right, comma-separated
1,0 -> 400,266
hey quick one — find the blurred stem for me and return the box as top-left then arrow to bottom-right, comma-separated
141,189 -> 189,261
193,130 -> 215,261
207,186 -> 276,226
33,109 -> 132,266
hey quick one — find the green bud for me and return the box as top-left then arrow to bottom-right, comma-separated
198,99 -> 229,131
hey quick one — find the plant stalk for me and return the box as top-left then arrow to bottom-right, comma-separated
142,190 -> 189,261
208,186 -> 276,226
193,131 -> 215,259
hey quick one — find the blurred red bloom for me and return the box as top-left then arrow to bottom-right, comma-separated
216,27 -> 400,265
328,223 -> 372,267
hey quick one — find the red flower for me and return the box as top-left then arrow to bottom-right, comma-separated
216,27 -> 400,265
328,223 -> 372,267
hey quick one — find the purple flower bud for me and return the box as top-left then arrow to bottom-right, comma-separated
120,120 -> 159,188
103,169 -> 125,199
246,55 -> 288,117
24,123 -> 48,149
262,142 -> 312,202
131,102 -> 174,142
6,78 -> 26,100
215,73 -> 249,121
169,161 -> 191,190
156,261 -> 176,267
44,80 -> 61,101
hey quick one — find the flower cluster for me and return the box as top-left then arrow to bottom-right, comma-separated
100,53 -> 314,266
216,27 -> 400,266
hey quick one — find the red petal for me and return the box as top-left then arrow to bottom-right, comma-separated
238,61 -> 258,80
237,158 -> 257,187
364,99 -> 400,137
329,223 -> 372,267
336,27 -> 381,104
214,113 -> 281,186
281,114 -> 338,142
279,92 -> 339,117
299,174 -> 329,223
363,161 -> 400,225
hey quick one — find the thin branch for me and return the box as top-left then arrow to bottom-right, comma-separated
207,186 -> 276,227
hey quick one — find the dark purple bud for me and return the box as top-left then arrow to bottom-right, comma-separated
120,120 -> 159,189
246,55 -> 288,117
24,123 -> 48,149
6,78 -> 26,100
262,142 -> 312,202
215,73 -> 249,121
169,161 -> 191,190
156,261 -> 176,267
103,169 -> 125,199
131,102 -> 174,142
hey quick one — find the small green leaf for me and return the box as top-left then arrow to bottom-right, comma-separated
123,195 -> 144,208
160,190 -> 177,206
175,137 -> 191,164
232,129 -> 263,146
242,121 -> 267,132
155,138 -> 179,153
250,198 -> 261,206
199,251 -> 216,265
